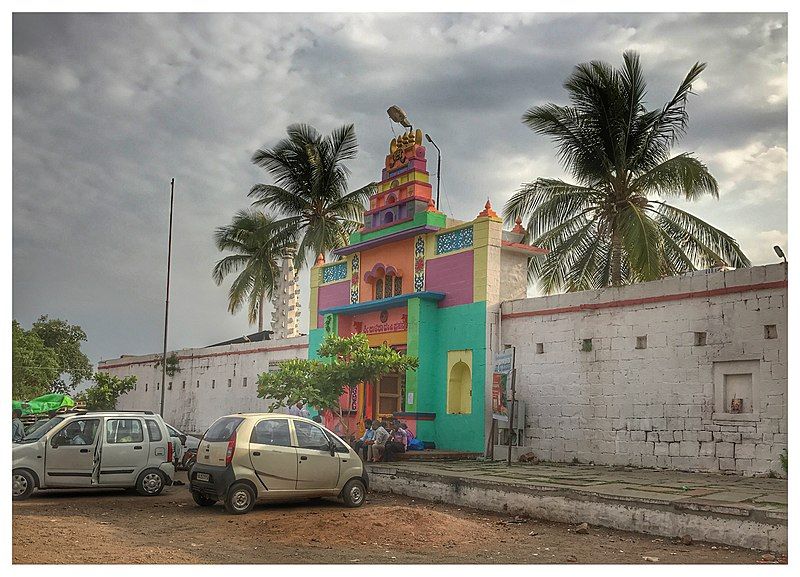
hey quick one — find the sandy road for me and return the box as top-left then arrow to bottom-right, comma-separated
12,472 -> 781,564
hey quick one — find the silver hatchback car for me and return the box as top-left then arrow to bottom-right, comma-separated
12,411 -> 175,500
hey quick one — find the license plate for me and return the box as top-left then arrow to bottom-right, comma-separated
196,472 -> 210,482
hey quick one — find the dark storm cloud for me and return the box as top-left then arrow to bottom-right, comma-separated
12,12 -> 787,366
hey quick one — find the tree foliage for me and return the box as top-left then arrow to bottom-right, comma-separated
248,123 -> 375,270
12,316 -> 92,398
30,315 -> 93,393
165,352 -> 181,377
212,210 -> 295,331
78,372 -> 137,411
504,51 -> 749,293
257,333 -> 418,437
12,321 -> 61,399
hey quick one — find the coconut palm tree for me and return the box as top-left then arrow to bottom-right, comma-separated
504,51 -> 749,294
212,210 -> 294,332
248,123 -> 375,270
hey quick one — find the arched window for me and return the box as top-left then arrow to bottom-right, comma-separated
383,211 -> 395,225
394,276 -> 402,296
385,274 -> 394,298
375,278 -> 384,300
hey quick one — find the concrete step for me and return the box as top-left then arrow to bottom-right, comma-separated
396,450 -> 482,462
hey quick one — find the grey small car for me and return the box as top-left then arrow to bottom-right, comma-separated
12,410 -> 175,500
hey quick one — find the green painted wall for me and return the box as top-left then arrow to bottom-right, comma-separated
414,300 -> 487,453
406,298 -> 440,442
307,327 -> 326,361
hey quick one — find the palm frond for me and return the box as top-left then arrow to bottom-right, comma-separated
630,60 -> 707,171
503,178 -> 601,227
631,154 -> 718,200
649,202 -> 750,268
618,202 -> 663,282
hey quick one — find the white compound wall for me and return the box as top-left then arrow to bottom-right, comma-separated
499,264 -> 787,476
99,337 -> 309,434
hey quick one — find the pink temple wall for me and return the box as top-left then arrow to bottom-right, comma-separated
424,250 -> 474,307
316,280 -> 351,328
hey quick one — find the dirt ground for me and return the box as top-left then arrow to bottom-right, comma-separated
13,472 -> 785,565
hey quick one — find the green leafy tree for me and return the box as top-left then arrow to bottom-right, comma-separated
30,315 -> 93,393
12,321 -> 61,399
248,123 -> 375,270
79,372 -> 137,411
257,333 -> 418,439
213,210 -> 294,331
504,51 -> 749,293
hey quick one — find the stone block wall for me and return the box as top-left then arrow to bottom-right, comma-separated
500,264 -> 787,475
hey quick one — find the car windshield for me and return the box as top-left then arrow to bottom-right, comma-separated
19,417 -> 64,442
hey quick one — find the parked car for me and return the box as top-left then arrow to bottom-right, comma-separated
189,413 -> 368,514
165,423 -> 200,470
12,411 -> 175,500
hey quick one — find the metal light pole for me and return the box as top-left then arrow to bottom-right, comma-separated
425,134 -> 442,210
159,178 -> 175,417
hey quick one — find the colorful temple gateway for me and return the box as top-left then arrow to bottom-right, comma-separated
309,126 -> 547,452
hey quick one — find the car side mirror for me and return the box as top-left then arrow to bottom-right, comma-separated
50,437 -> 61,448
329,441 -> 336,456
179,434 -> 187,445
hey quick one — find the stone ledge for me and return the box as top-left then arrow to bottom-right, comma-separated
367,462 -> 787,552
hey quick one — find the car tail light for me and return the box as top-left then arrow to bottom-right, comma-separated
167,440 -> 173,463
225,430 -> 236,466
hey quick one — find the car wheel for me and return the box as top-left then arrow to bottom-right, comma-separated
135,469 -> 167,496
341,478 -> 366,508
192,491 -> 216,507
12,469 -> 36,501
224,482 -> 255,515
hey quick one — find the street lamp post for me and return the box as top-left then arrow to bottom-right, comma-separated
424,134 -> 441,210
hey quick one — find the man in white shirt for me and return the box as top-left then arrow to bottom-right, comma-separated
367,421 -> 390,462
288,400 -> 310,419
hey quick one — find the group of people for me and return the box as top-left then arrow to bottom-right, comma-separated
353,418 -> 415,462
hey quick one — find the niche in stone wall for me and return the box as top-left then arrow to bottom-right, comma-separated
712,359 -> 760,422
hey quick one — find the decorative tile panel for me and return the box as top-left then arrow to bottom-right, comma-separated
321,261 -> 348,284
350,253 -> 360,304
414,235 -> 426,292
436,226 -> 473,255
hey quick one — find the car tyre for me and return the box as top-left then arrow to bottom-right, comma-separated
224,482 -> 255,515
341,478 -> 366,508
12,469 -> 36,501
135,468 -> 167,496
192,491 -> 216,507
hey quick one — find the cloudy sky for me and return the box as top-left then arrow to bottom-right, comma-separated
12,12 -> 788,366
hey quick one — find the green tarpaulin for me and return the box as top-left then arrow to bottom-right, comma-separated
13,394 -> 76,415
